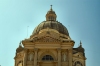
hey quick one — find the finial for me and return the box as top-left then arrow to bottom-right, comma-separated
50,5 -> 53,11
19,41 -> 22,47
20,41 -> 21,45
51,5 -> 52,8
80,40 -> 82,46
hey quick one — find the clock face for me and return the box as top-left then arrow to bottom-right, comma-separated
74,61 -> 82,66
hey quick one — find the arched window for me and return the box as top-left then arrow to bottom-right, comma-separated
74,61 -> 83,66
42,55 -> 54,61
17,61 -> 23,66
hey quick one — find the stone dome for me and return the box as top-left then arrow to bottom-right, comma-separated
32,5 -> 69,36
32,21 -> 69,36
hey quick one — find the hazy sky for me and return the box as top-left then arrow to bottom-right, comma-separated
0,0 -> 100,66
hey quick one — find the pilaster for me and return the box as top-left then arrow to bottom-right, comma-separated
23,49 -> 28,66
57,48 -> 61,66
34,48 -> 38,66
68,49 -> 72,66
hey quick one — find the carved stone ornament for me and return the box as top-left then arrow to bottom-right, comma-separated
57,48 -> 61,51
46,31 -> 50,34
34,48 -> 38,51
36,36 -> 60,42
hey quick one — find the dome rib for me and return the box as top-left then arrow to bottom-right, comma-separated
32,21 -> 69,36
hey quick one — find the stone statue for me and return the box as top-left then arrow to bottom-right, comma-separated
28,52 -> 34,61
63,53 -> 66,61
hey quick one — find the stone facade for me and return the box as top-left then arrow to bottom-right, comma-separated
14,5 -> 86,66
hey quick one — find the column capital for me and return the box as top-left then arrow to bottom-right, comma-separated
34,48 -> 38,51
57,48 -> 61,51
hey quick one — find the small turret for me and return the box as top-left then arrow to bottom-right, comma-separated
16,41 -> 23,53
78,41 -> 85,53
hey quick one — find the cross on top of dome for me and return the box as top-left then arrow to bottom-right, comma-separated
50,5 -> 53,11
51,5 -> 52,7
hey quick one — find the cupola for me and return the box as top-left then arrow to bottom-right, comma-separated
46,5 -> 57,21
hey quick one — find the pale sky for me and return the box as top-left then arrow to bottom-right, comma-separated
0,0 -> 100,66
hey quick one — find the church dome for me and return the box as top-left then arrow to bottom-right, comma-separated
32,21 -> 69,36
32,5 -> 69,36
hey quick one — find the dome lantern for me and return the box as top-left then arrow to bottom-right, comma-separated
78,41 -> 85,53
46,5 -> 57,21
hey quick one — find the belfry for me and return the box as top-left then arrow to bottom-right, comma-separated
14,5 -> 86,66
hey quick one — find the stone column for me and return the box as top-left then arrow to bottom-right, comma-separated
57,48 -> 61,66
68,49 -> 72,66
34,48 -> 38,66
23,49 -> 28,66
